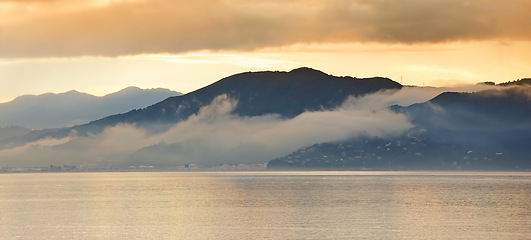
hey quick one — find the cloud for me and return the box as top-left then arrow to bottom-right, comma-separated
476,85 -> 531,100
0,92 -> 414,168
144,53 -> 298,68
1,0 -> 530,57
0,137 -> 71,166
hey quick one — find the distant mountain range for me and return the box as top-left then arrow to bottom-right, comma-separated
0,87 -> 181,129
1,68 -> 530,171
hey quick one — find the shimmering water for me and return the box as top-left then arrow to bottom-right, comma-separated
0,171 -> 529,239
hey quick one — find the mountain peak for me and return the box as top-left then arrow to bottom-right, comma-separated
289,67 -> 327,75
120,86 -> 142,92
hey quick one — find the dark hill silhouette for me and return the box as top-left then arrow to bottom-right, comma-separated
70,67 -> 402,134
498,78 -> 531,86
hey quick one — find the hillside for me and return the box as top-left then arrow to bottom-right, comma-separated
268,87 -> 531,171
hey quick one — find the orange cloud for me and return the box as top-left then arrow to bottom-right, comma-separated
0,0 -> 530,57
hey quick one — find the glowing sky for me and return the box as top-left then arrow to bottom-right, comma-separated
1,0 -> 530,102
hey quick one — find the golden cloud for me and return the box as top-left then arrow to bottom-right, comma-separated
0,0 -> 530,57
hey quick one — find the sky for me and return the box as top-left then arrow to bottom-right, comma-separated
1,0 -> 531,103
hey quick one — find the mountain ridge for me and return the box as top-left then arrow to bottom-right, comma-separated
67,67 -> 403,135
0,87 -> 181,129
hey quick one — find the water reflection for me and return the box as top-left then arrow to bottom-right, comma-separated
0,172 -> 529,239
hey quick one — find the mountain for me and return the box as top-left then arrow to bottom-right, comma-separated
268,87 -> 531,171
9,67 -> 402,141
84,67 -> 401,125
404,88 -> 531,138
0,67 -> 406,169
3,67 -> 529,171
0,87 -> 181,129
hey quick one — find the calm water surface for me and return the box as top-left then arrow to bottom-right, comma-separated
0,171 -> 529,239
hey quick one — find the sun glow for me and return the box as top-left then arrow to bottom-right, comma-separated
140,53 -> 298,68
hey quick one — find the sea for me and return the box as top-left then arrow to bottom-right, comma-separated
0,171 -> 529,239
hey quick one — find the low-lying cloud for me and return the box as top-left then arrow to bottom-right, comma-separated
1,0 -> 530,57
0,92 -> 415,168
